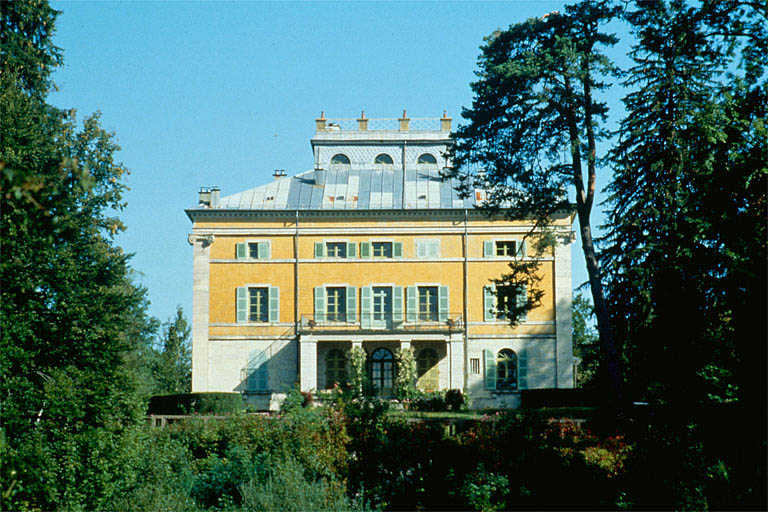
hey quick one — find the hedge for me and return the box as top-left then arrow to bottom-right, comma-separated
148,392 -> 244,415
520,388 -> 598,408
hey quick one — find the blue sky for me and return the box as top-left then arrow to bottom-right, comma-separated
50,1 -> 627,324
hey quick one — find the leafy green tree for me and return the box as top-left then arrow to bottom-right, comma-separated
572,293 -> 599,389
450,0 -> 623,401
1,1 -> 157,507
600,0 -> 766,404
153,306 -> 192,394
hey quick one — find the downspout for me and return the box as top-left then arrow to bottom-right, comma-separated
463,209 -> 469,391
294,210 -> 300,374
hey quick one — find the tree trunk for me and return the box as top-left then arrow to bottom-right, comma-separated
564,72 -> 623,404
577,209 -> 623,404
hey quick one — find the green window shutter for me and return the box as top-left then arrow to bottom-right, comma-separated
430,240 -> 440,258
393,286 -> 403,324
484,349 -> 496,390
248,349 -> 268,391
347,242 -> 356,258
393,242 -> 403,258
519,240 -> 527,258
518,348 -> 528,390
269,287 -> 279,323
361,286 -> 372,328
314,242 -> 324,258
258,242 -> 269,259
406,286 -> 417,322
346,286 -> 357,323
483,240 -> 494,258
517,284 -> 528,322
314,286 -> 326,323
360,242 -> 371,258
438,285 -> 449,322
415,241 -> 425,259
236,286 -> 248,322
236,242 -> 247,260
484,286 -> 495,322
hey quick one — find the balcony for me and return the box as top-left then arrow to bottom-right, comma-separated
298,313 -> 463,335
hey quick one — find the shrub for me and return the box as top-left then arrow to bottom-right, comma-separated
240,455 -> 370,512
148,393 -> 243,415
445,389 -> 466,411
520,388 -> 597,408
411,391 -> 448,412
394,347 -> 418,401
460,463 -> 510,512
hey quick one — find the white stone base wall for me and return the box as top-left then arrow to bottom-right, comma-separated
206,337 -> 297,395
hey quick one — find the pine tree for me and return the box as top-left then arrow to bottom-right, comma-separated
601,0 -> 766,403
450,0 -> 623,401
154,306 -> 192,394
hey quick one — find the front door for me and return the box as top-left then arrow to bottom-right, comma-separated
370,347 -> 394,397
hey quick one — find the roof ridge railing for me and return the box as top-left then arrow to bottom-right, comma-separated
316,112 -> 452,133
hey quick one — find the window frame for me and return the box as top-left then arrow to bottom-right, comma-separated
496,349 -> 518,390
235,240 -> 271,260
371,241 -> 394,258
325,348 -> 348,389
417,153 -> 438,166
330,153 -> 350,165
237,284 -> 279,324
483,239 -> 527,259
495,240 -> 517,257
325,286 -> 348,323
248,287 -> 269,323
415,238 -> 441,259
417,286 -> 439,322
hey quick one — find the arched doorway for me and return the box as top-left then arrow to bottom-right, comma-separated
369,348 -> 394,396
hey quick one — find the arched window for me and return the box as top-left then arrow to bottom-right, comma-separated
417,348 -> 439,391
374,153 -> 394,165
417,153 -> 437,165
370,348 -> 394,392
325,349 -> 347,388
330,153 -> 350,165
497,349 -> 518,389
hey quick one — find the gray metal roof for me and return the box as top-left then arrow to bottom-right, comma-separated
214,169 -> 478,211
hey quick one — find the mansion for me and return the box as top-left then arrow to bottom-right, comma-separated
186,112 -> 575,410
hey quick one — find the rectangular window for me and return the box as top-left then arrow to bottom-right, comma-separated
247,242 -> 270,260
326,242 -> 347,258
248,287 -> 269,322
495,241 -> 517,257
470,358 -> 480,375
326,287 -> 347,322
372,241 -> 393,258
415,239 -> 440,258
372,286 -> 393,321
418,286 -> 439,321
496,286 -> 516,319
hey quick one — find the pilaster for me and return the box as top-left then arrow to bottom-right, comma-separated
554,233 -> 575,388
449,333 -> 465,389
189,234 -> 213,392
299,337 -> 318,392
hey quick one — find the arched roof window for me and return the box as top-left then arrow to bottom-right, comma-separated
417,153 -> 437,165
374,153 -> 394,165
330,154 -> 351,165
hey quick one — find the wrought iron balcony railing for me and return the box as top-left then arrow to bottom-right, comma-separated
298,313 -> 463,334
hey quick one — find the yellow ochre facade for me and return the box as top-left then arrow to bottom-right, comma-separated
187,113 -> 575,410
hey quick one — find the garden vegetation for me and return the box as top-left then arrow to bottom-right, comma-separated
1,0 -> 765,510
